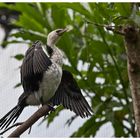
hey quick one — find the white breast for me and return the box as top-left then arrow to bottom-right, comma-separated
36,63 -> 62,104
26,46 -> 63,105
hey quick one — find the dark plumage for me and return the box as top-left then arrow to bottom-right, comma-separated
21,41 -> 52,93
51,70 -> 93,118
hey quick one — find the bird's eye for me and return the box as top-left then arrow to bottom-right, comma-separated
56,29 -> 63,34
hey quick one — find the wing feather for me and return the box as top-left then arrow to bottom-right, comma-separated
21,40 -> 52,92
50,70 -> 93,118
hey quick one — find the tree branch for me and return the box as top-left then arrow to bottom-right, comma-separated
85,19 -> 126,36
8,105 -> 51,138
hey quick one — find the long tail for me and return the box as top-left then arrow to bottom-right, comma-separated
0,94 -> 27,130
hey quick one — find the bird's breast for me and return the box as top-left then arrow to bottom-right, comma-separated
36,63 -> 62,104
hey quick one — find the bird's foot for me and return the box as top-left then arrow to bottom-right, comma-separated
43,104 -> 55,118
48,104 -> 55,112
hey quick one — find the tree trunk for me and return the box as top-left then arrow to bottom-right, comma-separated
124,25 -> 140,137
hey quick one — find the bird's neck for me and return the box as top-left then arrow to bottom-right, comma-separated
46,45 -> 63,67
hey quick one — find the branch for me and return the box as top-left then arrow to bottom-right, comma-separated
8,105 -> 51,138
85,20 -> 126,36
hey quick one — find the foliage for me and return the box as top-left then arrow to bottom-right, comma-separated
0,2 -> 139,137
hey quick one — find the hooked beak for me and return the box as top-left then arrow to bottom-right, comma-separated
58,28 -> 69,36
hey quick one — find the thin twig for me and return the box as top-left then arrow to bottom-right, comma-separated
28,126 -> 32,134
85,19 -> 126,36
65,115 -> 77,126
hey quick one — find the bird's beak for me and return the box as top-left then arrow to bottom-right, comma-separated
58,28 -> 69,36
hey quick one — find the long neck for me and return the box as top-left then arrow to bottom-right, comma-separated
46,45 -> 63,67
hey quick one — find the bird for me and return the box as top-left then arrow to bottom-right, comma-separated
0,28 -> 93,131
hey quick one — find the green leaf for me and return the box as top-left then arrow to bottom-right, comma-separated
115,3 -> 131,17
71,117 -> 107,137
12,54 -> 24,61
9,3 -> 48,29
58,3 -> 92,20
15,14 -> 46,33
51,5 -> 66,27
11,31 -> 46,43
14,83 -> 21,88
46,106 -> 63,127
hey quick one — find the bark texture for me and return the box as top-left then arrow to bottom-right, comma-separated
124,25 -> 140,137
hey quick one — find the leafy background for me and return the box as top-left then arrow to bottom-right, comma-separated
0,3 -> 138,137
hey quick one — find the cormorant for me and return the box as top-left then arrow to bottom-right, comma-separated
0,28 -> 93,130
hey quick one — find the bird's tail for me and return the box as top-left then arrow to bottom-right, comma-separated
0,94 -> 27,130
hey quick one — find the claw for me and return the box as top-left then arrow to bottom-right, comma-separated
43,104 -> 55,118
48,104 -> 55,112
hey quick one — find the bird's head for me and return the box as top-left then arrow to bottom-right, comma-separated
47,28 -> 68,47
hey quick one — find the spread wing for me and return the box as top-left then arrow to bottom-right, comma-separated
21,41 -> 52,92
50,70 -> 93,118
